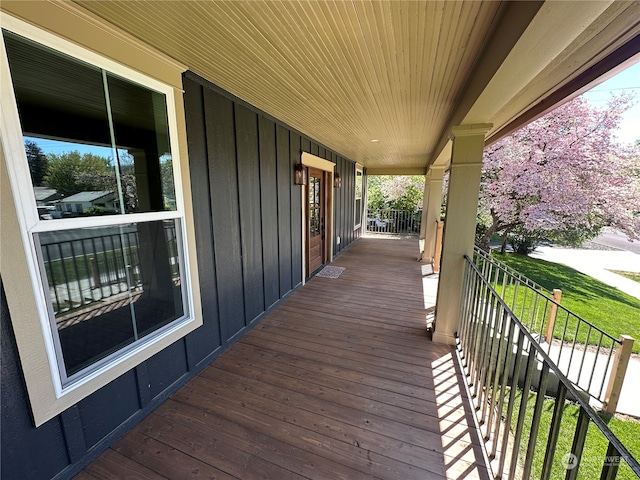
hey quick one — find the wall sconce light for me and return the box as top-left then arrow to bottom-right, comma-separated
334,173 -> 342,188
294,162 -> 307,185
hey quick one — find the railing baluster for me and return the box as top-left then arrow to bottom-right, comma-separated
89,237 -> 101,299
79,239 -> 93,300
557,310 -> 571,367
487,308 -> 509,444
520,286 -> 529,328
566,407 -> 590,480
468,270 -> 483,378
498,325 -> 523,478
476,290 -> 498,412
43,244 -> 61,314
522,362 -> 550,479
577,325 -> 593,389
530,291 -> 542,335
463,263 -> 477,358
541,382 -> 568,480
600,442 -> 621,480
511,278 -> 520,316
490,313 -> 515,458
480,301 -> 502,428
68,240 -> 84,307
114,233 -> 126,292
99,236 -> 113,295
500,265 -> 508,299
471,279 -> 492,398
508,342 -> 537,479
567,319 -> 582,383
459,263 -> 472,363
588,332 -> 605,393
57,242 -> 73,310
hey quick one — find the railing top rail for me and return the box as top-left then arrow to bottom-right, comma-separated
472,247 -> 621,345
463,254 -> 640,475
473,246 -> 549,294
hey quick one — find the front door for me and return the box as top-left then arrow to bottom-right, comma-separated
306,167 -> 326,276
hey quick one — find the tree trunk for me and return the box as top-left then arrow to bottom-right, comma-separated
500,231 -> 509,254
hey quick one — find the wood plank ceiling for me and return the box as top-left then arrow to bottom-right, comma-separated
72,1 -> 640,173
73,0 -> 502,171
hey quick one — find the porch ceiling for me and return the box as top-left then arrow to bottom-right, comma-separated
62,1 -> 640,173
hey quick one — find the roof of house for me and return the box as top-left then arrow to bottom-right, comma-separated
59,191 -> 115,203
33,187 -> 59,202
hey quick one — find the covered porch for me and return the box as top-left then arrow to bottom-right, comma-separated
75,236 -> 489,480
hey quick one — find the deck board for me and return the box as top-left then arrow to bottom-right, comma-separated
76,237 -> 490,479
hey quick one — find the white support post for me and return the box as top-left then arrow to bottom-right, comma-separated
433,221 -> 444,273
432,124 -> 492,345
419,172 -> 430,260
420,167 -> 445,264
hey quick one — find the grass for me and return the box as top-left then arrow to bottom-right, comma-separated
493,252 -> 640,353
506,389 -> 640,479
610,270 -> 640,284
44,247 -> 139,284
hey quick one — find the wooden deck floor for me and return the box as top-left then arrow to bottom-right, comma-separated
76,236 -> 490,480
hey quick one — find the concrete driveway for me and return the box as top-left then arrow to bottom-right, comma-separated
530,246 -> 640,301
591,227 -> 640,255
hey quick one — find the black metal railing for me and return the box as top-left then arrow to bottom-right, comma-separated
471,247 -> 621,402
41,223 -> 178,317
365,209 -> 422,234
458,255 -> 640,479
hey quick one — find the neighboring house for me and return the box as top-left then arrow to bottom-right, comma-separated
33,186 -> 62,219
56,190 -> 118,215
0,2 -> 638,479
33,186 -> 61,205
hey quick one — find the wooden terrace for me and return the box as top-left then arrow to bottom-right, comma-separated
75,237 -> 490,480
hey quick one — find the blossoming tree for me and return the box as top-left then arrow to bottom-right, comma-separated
477,94 -> 640,253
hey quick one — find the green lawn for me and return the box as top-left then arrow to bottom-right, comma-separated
610,270 -> 640,284
507,389 -> 640,479
493,252 -> 640,353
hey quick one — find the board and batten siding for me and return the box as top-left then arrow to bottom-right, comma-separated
0,70 -> 361,480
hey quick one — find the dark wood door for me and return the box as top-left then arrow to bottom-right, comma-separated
306,167 -> 325,275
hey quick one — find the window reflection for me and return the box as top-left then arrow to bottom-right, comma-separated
355,168 -> 363,226
36,220 -> 185,376
4,32 -> 177,220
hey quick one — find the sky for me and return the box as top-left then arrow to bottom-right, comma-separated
581,61 -> 640,145
32,137 -> 113,158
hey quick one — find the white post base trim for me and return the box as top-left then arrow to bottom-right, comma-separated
432,331 -> 457,346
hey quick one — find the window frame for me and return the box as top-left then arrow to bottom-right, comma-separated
0,11 -> 202,426
354,164 -> 364,229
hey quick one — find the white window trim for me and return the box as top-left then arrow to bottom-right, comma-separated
354,164 -> 364,230
0,12 -> 202,426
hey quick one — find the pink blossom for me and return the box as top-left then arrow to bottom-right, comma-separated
479,94 -> 640,246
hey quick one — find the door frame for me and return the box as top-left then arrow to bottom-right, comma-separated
301,152 -> 335,283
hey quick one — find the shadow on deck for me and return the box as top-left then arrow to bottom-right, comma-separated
75,236 -> 490,480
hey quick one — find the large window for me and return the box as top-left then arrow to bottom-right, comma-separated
354,165 -> 364,228
1,25 -> 197,394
